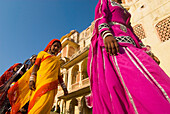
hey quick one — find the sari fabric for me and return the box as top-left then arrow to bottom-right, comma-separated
87,0 -> 170,114
8,39 -> 61,114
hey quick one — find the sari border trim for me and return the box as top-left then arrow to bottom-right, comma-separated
102,48 -> 114,104
35,53 -> 53,66
8,82 -> 21,113
28,80 -> 58,112
123,47 -> 153,83
111,55 -> 138,114
102,48 -> 106,70
98,23 -> 110,32
8,81 -> 19,105
41,55 -> 53,63
89,43 -> 93,91
85,94 -> 93,108
126,47 -> 170,103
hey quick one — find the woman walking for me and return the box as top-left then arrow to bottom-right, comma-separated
0,63 -> 23,114
87,0 -> 170,113
8,39 -> 68,114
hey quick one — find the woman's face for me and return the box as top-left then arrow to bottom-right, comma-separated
111,0 -> 122,3
50,42 -> 61,54
31,56 -> 37,64
14,64 -> 22,72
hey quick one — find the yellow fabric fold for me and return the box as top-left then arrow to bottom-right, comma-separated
9,51 -> 60,114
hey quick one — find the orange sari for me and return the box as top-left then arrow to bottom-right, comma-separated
8,51 -> 60,114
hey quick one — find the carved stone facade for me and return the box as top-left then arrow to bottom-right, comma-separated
155,16 -> 170,42
53,0 -> 169,113
133,24 -> 146,40
54,22 -> 94,114
128,0 -> 170,75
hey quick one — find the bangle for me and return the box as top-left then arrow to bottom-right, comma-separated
31,72 -> 37,75
103,32 -> 113,40
61,82 -> 67,89
146,50 -> 151,54
29,75 -> 35,82
101,30 -> 111,37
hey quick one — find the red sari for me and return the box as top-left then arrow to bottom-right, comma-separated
0,63 -> 22,114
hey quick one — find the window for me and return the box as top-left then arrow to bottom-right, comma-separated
155,16 -> 170,42
62,47 -> 67,58
71,65 -> 79,84
68,46 -> 75,57
69,98 -> 78,114
133,24 -> 146,40
81,59 -> 88,80
83,40 -> 86,47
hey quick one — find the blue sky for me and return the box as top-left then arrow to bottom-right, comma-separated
0,0 -> 98,75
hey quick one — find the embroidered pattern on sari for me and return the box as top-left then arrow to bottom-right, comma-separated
115,36 -> 136,46
98,23 -> 110,32
108,21 -> 127,33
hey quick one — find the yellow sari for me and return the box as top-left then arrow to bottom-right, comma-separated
8,51 -> 60,114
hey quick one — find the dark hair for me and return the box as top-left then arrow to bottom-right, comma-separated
30,54 -> 37,59
52,41 -> 61,48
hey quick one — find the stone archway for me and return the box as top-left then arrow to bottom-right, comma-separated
69,98 -> 78,114
71,65 -> 79,84
81,96 -> 92,114
81,59 -> 88,80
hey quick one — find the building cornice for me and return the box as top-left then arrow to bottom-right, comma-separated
60,30 -> 78,43
57,85 -> 90,100
61,45 -> 90,69
61,38 -> 79,49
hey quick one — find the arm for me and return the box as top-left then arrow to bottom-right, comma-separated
23,59 -> 30,70
145,45 -> 160,65
58,74 -> 68,96
97,1 -> 119,55
29,52 -> 42,90
29,65 -> 39,90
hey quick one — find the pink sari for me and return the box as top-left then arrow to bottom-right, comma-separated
87,0 -> 170,114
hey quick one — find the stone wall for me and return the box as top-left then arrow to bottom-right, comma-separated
129,0 -> 170,75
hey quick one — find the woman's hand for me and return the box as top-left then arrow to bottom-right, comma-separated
153,56 -> 160,65
63,88 -> 68,96
148,53 -> 160,65
19,108 -> 26,113
104,35 -> 119,55
29,81 -> 36,90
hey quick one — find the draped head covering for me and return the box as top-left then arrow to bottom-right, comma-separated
44,39 -> 62,53
0,63 -> 22,86
30,54 -> 37,60
5,63 -> 22,73
0,63 -> 22,84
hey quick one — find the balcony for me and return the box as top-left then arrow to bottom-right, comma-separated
82,78 -> 89,86
71,82 -> 79,90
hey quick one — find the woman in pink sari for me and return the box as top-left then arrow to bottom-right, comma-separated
87,0 -> 170,113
